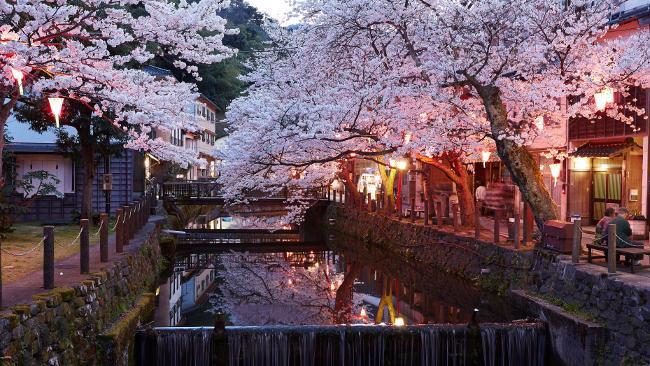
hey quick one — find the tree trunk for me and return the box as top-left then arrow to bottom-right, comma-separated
378,160 -> 396,214
79,123 -> 95,221
0,95 -> 18,307
479,85 -> 558,229
452,159 -> 475,226
334,261 -> 362,323
418,155 -> 475,226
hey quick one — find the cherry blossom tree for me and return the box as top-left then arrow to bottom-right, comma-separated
222,0 -> 650,229
0,0 -> 238,187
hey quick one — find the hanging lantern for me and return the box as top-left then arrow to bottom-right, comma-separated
481,151 -> 491,168
404,133 -> 412,144
594,87 -> 614,111
48,97 -> 64,128
331,179 -> 341,190
549,163 -> 561,186
360,308 -> 367,318
534,115 -> 544,130
11,68 -> 24,95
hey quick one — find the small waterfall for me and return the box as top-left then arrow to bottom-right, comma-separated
136,323 -> 545,366
481,324 -> 546,366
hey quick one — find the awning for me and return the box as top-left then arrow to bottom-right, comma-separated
570,139 -> 641,158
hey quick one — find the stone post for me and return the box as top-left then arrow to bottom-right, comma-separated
116,208 -> 124,253
608,224 -> 616,274
43,226 -> 54,289
424,200 -> 429,226
474,203 -> 480,240
493,209 -> 500,244
100,213 -> 109,263
80,219 -> 90,274
410,198 -> 416,223
572,218 -> 582,264
513,210 -> 520,249
452,203 -> 459,230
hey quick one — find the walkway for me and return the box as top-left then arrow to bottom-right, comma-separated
1,216 -> 164,308
388,210 -> 650,277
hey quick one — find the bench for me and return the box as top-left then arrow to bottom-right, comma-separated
586,243 -> 650,274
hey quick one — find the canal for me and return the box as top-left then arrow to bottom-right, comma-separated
137,219 -> 545,365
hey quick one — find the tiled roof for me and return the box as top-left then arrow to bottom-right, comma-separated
570,139 -> 641,158
5,142 -> 60,154
142,65 -> 173,77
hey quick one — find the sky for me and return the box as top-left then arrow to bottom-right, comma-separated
245,0 -> 298,25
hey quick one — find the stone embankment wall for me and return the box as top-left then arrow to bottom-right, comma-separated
0,220 -> 163,366
328,206 -> 650,366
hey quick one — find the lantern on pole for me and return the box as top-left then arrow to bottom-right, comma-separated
534,115 -> 544,130
48,97 -> 64,128
11,68 -> 24,96
549,163 -> 561,186
481,151 -> 491,168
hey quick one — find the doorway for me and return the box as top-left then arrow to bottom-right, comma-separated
592,171 -> 622,220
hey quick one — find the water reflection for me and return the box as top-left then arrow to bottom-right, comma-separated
155,244 -> 525,327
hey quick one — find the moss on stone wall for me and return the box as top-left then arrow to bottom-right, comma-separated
0,221 -> 163,366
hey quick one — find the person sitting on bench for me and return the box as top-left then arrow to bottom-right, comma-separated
595,207 -> 616,245
610,208 -> 644,248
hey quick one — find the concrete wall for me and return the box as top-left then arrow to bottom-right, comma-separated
0,221 -> 163,365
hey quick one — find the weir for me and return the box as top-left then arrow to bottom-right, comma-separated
135,323 -> 546,366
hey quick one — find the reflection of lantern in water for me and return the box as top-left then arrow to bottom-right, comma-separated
549,163 -> 561,186
330,282 -> 336,291
394,317 -> 405,326
360,308 -> 367,317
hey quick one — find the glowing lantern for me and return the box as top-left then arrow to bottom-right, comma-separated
331,179 -> 341,190
11,68 -> 24,95
534,115 -> 544,130
594,87 -> 614,111
48,97 -> 64,127
394,317 -> 405,326
549,163 -> 561,186
288,279 -> 293,286
330,282 -> 336,291
360,308 -> 367,317
395,159 -> 408,171
404,133 -> 412,144
481,151 -> 491,168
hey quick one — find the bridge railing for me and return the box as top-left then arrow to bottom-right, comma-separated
161,180 -> 220,199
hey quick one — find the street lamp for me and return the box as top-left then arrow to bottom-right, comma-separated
48,97 -> 64,127
481,151 -> 491,168
11,68 -> 24,95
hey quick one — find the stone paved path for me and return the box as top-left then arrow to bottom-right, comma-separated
1,216 -> 163,308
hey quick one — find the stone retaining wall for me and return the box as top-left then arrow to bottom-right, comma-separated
0,220 -> 163,366
328,206 -> 650,365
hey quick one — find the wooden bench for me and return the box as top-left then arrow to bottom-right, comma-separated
587,243 -> 650,274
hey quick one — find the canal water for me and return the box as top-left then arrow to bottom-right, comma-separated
140,221 -> 544,365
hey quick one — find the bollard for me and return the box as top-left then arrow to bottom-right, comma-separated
410,198 -> 416,223
436,201 -> 443,226
43,226 -> 55,289
608,223 -> 616,274
513,210 -> 520,249
116,208 -> 124,253
452,203 -> 459,230
80,219 -> 90,274
494,209 -> 500,243
424,200 -> 429,226
122,205 -> 131,244
100,213 -> 109,262
474,203 -> 480,239
572,218 -> 582,264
